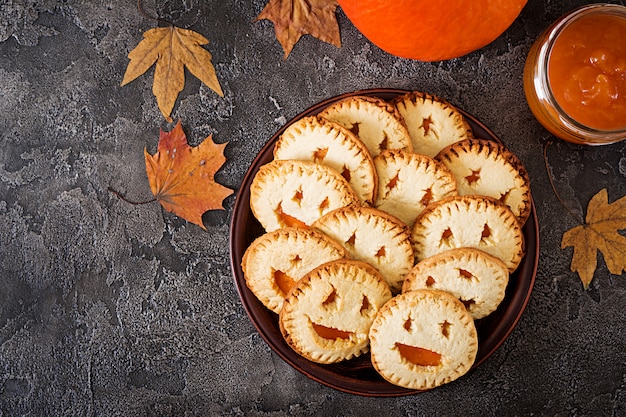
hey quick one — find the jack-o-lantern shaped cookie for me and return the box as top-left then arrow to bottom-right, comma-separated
273,115 -> 378,206
312,205 -> 414,293
279,259 -> 392,364
242,227 -> 348,314
250,159 -> 359,232
369,290 -> 478,390
402,248 -> 509,320
435,138 -> 532,226
411,195 -> 524,272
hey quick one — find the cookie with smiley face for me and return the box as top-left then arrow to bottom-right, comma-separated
318,95 -> 413,157
435,138 -> 532,225
311,205 -> 414,293
402,248 -> 509,320
273,115 -> 378,206
279,259 -> 392,364
242,227 -> 348,314
250,159 -> 360,232
369,289 -> 478,390
373,149 -> 458,226
411,195 -> 524,272
391,91 -> 474,158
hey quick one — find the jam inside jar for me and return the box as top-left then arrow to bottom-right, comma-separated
524,4 -> 626,144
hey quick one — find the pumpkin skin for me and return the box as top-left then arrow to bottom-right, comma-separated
338,0 -> 527,61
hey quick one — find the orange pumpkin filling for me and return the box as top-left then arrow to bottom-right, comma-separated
273,270 -> 296,296
548,12 -> 626,130
396,343 -> 442,367
312,323 -> 351,340
276,203 -> 307,228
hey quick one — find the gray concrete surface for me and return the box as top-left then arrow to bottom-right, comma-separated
1,1 -> 624,416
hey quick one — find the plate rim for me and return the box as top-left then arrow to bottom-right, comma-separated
229,88 -> 540,397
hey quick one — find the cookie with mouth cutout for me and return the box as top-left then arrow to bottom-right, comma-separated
369,289 -> 478,390
402,248 -> 509,320
435,138 -> 532,225
279,259 -> 392,364
250,159 -> 359,232
411,195 -> 524,273
273,115 -> 378,205
373,149 -> 458,226
318,95 -> 413,157
391,91 -> 473,157
242,227 -> 348,314
312,205 -> 414,293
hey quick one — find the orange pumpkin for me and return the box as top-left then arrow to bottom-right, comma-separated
337,0 -> 527,61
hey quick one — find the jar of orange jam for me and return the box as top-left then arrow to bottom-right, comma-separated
524,4 -> 626,145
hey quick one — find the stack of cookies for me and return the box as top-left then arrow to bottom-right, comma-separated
242,90 -> 531,391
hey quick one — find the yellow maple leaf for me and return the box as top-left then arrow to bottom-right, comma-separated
257,0 -> 341,59
144,121 -> 233,230
561,188 -> 626,288
121,26 -> 223,122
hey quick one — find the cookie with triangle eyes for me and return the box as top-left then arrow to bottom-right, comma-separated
311,205 -> 414,293
373,149 -> 458,227
242,227 -> 348,314
435,138 -> 532,226
411,195 -> 524,273
273,115 -> 378,206
249,159 -> 359,232
368,289 -> 478,390
391,91 -> 474,158
318,95 -> 413,157
402,247 -> 509,320
279,259 -> 392,364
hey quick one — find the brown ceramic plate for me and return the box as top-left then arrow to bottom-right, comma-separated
229,88 -> 539,396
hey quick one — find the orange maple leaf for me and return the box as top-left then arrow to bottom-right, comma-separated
144,121 -> 233,230
121,26 -> 223,122
561,188 -> 626,288
257,0 -> 341,59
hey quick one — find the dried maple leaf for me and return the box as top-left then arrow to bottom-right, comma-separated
257,0 -> 341,59
121,26 -> 223,122
144,121 -> 233,230
561,188 -> 626,288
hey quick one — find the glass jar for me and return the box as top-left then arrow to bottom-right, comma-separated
523,4 -> 626,145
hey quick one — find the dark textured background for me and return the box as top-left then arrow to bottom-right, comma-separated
1,1 -> 624,416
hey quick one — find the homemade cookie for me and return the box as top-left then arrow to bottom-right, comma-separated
312,206 -> 413,293
401,248 -> 509,320
411,195 -> 524,272
242,227 -> 348,314
273,115 -> 378,205
373,149 -> 458,226
435,138 -> 532,225
250,159 -> 359,232
318,96 -> 413,156
369,289 -> 478,390
280,259 -> 392,364
391,91 -> 473,157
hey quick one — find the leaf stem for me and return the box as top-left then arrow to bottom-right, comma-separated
108,187 -> 156,205
137,0 -> 173,27
542,141 -> 585,225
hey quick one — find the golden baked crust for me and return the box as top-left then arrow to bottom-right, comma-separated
274,115 -> 378,205
391,91 -> 473,157
242,227 -> 348,314
402,248 -> 509,319
249,159 -> 359,232
373,149 -> 458,226
369,289 -> 478,390
435,138 -> 532,225
411,195 -> 524,272
279,259 -> 392,364
318,95 -> 413,156
312,205 -> 414,293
